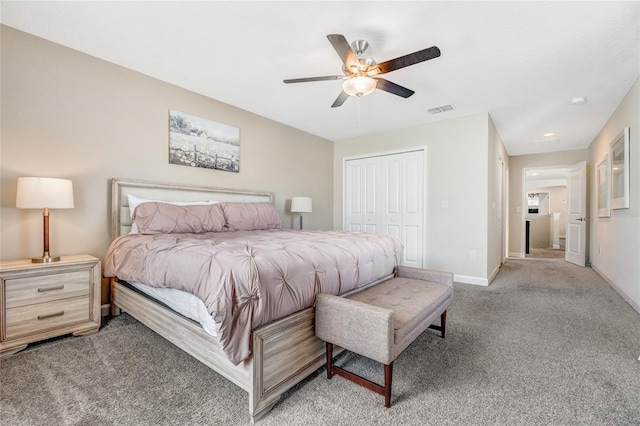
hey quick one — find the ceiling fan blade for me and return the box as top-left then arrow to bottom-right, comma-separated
327,34 -> 359,69
373,46 -> 441,75
283,75 -> 343,84
375,78 -> 415,98
331,91 -> 349,108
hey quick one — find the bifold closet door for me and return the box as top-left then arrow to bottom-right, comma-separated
344,150 -> 424,268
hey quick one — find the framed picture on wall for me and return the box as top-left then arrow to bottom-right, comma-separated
597,154 -> 610,217
609,127 -> 630,210
168,110 -> 240,172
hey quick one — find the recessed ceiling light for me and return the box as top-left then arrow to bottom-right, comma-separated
544,132 -> 555,137
532,172 -> 538,176
571,97 -> 587,105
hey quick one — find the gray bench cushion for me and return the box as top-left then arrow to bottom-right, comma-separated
316,267 -> 453,365
347,277 -> 452,343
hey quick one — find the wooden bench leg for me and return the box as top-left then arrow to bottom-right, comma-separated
428,310 -> 447,338
441,310 -> 447,338
326,342 -> 334,379
325,342 -> 394,408
384,363 -> 393,408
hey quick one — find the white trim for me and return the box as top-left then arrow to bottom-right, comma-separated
591,265 -> 640,315
454,274 -> 489,286
509,252 -> 525,258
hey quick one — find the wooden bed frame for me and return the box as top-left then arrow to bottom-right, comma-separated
108,178 -> 331,422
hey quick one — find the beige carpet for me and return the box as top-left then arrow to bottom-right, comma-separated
1,259 -> 639,425
526,247 -> 565,259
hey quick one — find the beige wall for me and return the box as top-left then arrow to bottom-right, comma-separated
334,112 -> 501,284
508,149 -> 589,257
525,214 -> 550,248
0,26 -> 334,302
588,77 -> 640,313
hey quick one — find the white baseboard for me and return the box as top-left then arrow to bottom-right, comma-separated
591,265 -> 640,315
454,274 -> 489,286
101,304 -> 111,317
508,252 -> 524,259
552,244 -> 560,249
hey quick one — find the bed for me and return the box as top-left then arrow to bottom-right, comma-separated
105,178 -> 400,422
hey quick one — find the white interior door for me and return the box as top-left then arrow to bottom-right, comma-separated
565,161 -> 587,266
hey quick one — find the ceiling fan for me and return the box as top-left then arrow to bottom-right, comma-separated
283,34 -> 441,108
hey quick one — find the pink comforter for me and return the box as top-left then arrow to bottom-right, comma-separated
103,230 -> 401,364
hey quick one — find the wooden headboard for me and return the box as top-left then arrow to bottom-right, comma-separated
111,178 -> 274,240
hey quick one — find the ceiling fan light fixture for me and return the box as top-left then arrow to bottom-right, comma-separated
342,75 -> 377,97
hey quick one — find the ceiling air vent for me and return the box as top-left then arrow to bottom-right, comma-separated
428,104 -> 454,114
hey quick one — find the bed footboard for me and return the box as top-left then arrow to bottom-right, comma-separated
110,278 -> 331,422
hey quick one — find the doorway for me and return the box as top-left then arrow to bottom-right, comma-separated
523,167 -> 568,259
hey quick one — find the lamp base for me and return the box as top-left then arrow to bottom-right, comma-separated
31,254 -> 61,263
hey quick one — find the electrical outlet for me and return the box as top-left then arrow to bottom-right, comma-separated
470,250 -> 477,260
442,200 -> 448,209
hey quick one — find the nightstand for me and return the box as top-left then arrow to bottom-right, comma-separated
0,255 -> 101,357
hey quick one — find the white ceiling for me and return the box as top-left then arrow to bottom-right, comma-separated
525,167 -> 568,191
2,1 -> 638,156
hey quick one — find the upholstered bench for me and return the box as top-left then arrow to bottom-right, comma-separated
315,266 -> 453,407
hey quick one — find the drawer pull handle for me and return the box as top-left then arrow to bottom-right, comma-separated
37,311 -> 64,320
38,285 -> 65,293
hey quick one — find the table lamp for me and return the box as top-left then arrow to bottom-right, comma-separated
16,177 -> 74,263
291,196 -> 312,230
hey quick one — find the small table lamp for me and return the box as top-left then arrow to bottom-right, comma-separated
16,177 -> 74,263
291,196 -> 312,230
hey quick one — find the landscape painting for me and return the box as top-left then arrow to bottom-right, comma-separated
169,110 -> 239,172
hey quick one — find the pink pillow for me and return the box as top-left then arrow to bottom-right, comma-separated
133,202 -> 226,234
221,202 -> 281,231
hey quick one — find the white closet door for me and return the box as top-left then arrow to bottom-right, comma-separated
344,150 -> 424,267
344,160 -> 364,232
381,153 -> 402,242
400,151 -> 424,268
363,159 -> 380,233
345,156 -> 380,232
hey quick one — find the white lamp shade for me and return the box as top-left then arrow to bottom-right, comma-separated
342,76 -> 377,97
16,177 -> 74,209
291,197 -> 312,213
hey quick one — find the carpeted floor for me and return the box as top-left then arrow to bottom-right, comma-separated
1,259 -> 639,425
526,247 -> 566,259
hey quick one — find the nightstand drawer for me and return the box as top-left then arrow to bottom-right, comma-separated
5,271 -> 90,308
5,296 -> 90,339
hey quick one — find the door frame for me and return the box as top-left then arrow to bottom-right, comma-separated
342,146 -> 428,266
499,154 -> 508,265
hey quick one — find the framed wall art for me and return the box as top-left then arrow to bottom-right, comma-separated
169,110 -> 240,172
596,154 -> 610,217
609,127 -> 630,210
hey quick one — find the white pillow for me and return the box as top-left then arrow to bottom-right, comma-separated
127,194 -> 219,234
